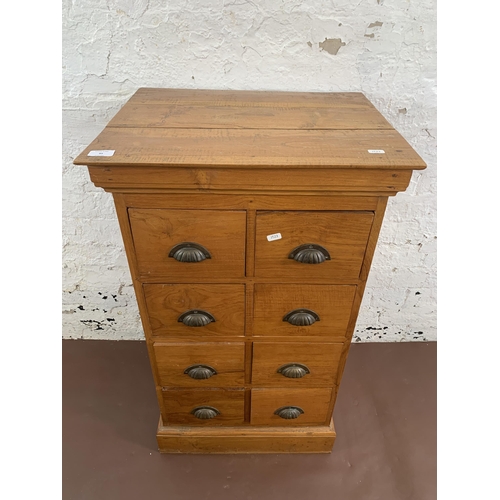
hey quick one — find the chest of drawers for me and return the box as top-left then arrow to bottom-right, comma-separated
74,88 -> 426,453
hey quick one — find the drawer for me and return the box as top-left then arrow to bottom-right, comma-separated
251,342 -> 343,386
253,284 -> 356,338
144,284 -> 245,337
254,211 -> 374,280
129,209 -> 246,279
161,388 -> 245,426
154,342 -> 245,387
251,388 -> 332,425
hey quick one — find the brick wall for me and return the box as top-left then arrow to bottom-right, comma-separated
62,0 -> 436,341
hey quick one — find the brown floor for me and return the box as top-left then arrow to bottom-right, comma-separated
62,340 -> 436,500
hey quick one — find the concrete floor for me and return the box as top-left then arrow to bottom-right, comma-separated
63,340 -> 436,500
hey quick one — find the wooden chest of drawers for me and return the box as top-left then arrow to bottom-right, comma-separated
74,88 -> 426,453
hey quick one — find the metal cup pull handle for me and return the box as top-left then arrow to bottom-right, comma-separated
178,310 -> 216,327
277,363 -> 311,379
283,309 -> 320,326
274,406 -> 305,419
288,244 -> 330,264
169,242 -> 211,262
191,406 -> 220,419
184,364 -> 217,380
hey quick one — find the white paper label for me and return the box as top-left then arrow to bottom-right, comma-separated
267,232 -> 282,242
367,149 -> 385,154
88,150 -> 115,157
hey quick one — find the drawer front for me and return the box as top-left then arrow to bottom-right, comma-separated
251,342 -> 343,386
144,284 -> 245,337
254,211 -> 373,280
129,209 -> 246,279
154,342 -> 245,387
161,388 -> 245,426
253,284 -> 356,338
251,388 -> 332,425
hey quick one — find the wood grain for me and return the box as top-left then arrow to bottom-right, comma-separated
74,127 -> 426,169
160,388 -> 245,426
122,193 -> 380,211
73,88 -> 426,169
156,415 -> 336,453
254,211 -> 374,280
244,283 -> 254,385
250,388 -> 333,426
251,342 -> 343,387
143,284 -> 245,338
111,193 -> 170,419
253,284 -> 356,338
128,208 -> 246,280
128,276 -> 364,286
75,89 -> 425,454
88,166 -> 413,194
153,342 -> 245,387
125,88 -> 386,110
107,103 -> 393,130
109,88 -> 392,131
329,196 -> 390,415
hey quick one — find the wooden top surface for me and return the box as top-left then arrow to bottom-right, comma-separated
74,88 -> 426,169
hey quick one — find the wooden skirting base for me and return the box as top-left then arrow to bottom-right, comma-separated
156,416 -> 336,454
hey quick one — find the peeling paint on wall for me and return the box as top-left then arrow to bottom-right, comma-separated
62,0 -> 437,342
319,38 -> 346,55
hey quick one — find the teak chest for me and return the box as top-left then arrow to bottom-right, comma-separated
74,88 -> 426,453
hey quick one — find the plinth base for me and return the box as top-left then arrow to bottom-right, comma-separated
156,415 -> 336,454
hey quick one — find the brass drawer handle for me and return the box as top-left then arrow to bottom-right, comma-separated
184,364 -> 217,379
283,309 -> 320,326
169,242 -> 211,262
288,244 -> 331,264
277,363 -> 311,379
178,310 -> 216,327
274,406 -> 305,420
191,406 -> 220,419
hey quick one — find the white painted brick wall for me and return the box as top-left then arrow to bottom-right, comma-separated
62,0 -> 437,342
